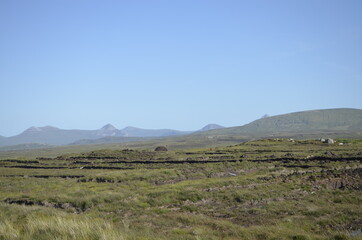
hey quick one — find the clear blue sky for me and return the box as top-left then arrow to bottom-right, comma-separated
1,0 -> 361,136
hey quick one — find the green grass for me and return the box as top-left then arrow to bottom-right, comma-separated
0,138 -> 361,239
0,203 -> 125,240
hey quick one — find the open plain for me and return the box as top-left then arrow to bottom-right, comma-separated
0,138 -> 361,239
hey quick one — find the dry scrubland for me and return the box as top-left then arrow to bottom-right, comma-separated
0,138 -> 361,239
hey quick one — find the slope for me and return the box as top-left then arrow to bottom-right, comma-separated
198,108 -> 362,135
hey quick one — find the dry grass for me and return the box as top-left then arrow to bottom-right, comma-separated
0,204 -> 124,240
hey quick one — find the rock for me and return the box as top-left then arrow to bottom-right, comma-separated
326,138 -> 335,144
154,146 -> 168,152
320,138 -> 335,144
325,151 -> 336,157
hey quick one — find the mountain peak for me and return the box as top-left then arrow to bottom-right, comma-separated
24,126 -> 42,132
100,124 -> 117,131
40,126 -> 59,131
122,126 -> 139,131
24,126 -> 59,133
199,124 -> 225,132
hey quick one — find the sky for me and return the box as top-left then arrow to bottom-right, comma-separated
0,0 -> 361,136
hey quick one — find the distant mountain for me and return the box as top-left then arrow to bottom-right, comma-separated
96,124 -> 119,137
1,108 -> 360,148
200,108 -> 362,135
0,126 -> 99,146
199,124 -> 225,132
0,124 -> 191,147
119,126 -> 191,137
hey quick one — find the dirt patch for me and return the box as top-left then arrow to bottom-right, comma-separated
0,175 -> 84,179
310,168 -> 362,190
1,159 -> 39,164
4,165 -> 68,169
4,198 -> 85,213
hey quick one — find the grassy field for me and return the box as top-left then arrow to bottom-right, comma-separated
0,134 -> 252,158
0,138 -> 361,239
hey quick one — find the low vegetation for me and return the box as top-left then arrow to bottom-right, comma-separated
0,138 -> 361,239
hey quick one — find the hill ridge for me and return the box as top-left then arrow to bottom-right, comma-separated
201,108 -> 362,136
0,108 -> 361,148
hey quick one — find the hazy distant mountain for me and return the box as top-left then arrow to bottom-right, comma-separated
119,126 -> 191,137
199,124 -> 225,132
0,124 -> 191,147
0,126 -> 100,146
200,108 -> 362,135
70,126 -> 222,145
96,124 -> 120,137
1,108 -> 360,148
